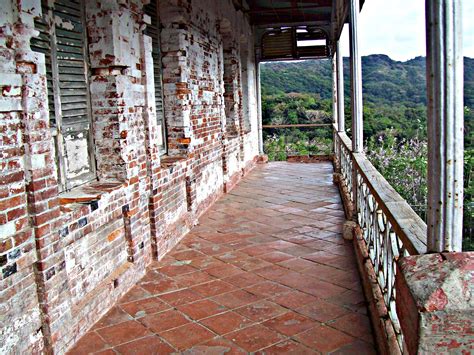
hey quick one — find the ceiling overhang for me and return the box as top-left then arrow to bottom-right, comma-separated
248,0 -> 333,26
245,0 -> 364,61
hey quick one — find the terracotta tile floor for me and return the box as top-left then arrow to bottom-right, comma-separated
69,162 -> 376,354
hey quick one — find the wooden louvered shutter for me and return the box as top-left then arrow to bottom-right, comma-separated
144,1 -> 167,154
31,0 -> 56,127
31,0 -> 96,191
262,28 -> 329,61
262,30 -> 294,60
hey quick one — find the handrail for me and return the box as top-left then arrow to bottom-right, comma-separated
352,153 -> 427,255
338,131 -> 352,151
262,123 -> 333,128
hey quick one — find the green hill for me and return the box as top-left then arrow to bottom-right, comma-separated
261,55 -> 474,146
261,55 -> 474,107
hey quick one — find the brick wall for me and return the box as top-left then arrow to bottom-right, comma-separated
1,1 -> 48,353
0,0 -> 259,353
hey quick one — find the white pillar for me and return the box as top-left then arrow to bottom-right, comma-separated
332,52 -> 338,127
426,0 -> 464,252
349,0 -> 363,153
256,61 -> 264,154
336,40 -> 345,132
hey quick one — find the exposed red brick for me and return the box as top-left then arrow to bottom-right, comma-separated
107,229 -> 122,242
0,238 -> 13,253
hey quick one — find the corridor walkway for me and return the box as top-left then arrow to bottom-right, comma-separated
69,162 -> 376,354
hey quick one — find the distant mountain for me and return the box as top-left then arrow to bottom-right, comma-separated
261,55 -> 474,108
261,55 -> 474,148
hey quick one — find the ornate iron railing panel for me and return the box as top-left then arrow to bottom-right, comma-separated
356,172 -> 410,350
338,133 -> 353,203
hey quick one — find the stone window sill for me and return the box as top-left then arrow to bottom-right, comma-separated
226,133 -> 239,139
59,180 -> 125,211
160,155 -> 187,169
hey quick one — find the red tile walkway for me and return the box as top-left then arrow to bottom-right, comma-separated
69,162 -> 376,354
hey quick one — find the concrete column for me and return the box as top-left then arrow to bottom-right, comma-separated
426,0 -> 464,252
336,41 -> 345,132
256,61 -> 264,154
349,0 -> 363,153
396,253 -> 472,353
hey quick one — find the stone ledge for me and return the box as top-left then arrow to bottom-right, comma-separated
59,180 -> 125,206
225,133 -> 240,139
160,155 -> 187,169
396,252 -> 474,354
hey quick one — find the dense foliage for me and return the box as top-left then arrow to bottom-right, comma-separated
261,55 -> 474,250
365,133 -> 428,218
262,55 -> 473,144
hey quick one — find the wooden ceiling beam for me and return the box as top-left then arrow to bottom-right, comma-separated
251,13 -> 330,25
248,5 -> 332,13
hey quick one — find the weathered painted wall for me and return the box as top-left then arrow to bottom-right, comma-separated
0,0 -> 259,353
396,252 -> 474,354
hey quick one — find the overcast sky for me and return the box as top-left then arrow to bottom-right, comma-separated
339,0 -> 474,61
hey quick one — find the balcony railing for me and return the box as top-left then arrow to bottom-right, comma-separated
334,127 -> 427,353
